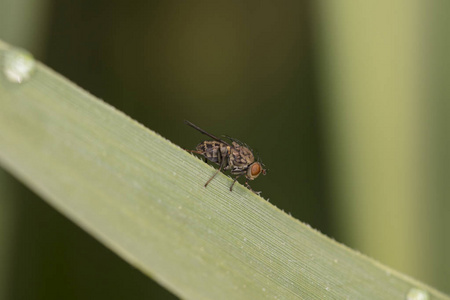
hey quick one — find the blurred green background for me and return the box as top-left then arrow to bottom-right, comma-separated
0,0 -> 448,299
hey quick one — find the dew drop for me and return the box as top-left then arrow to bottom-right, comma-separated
1,48 -> 36,83
406,288 -> 429,300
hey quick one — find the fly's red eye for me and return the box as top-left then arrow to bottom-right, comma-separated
251,163 -> 261,176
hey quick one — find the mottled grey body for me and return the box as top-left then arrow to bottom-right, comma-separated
184,120 -> 266,193
196,141 -> 255,175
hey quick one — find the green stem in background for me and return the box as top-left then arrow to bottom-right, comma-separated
0,40 -> 448,300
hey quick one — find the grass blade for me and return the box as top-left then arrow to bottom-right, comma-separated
0,40 -> 448,300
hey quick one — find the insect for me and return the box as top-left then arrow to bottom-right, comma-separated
184,120 -> 266,193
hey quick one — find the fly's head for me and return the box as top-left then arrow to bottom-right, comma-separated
246,161 -> 267,180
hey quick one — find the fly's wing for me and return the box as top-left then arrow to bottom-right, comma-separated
185,120 -> 230,146
223,135 -> 251,150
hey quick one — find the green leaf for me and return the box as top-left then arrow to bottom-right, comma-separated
0,40 -> 448,300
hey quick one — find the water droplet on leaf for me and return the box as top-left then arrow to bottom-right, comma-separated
1,48 -> 36,83
406,288 -> 429,300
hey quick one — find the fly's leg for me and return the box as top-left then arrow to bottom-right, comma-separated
230,175 -> 241,191
245,181 -> 262,195
185,149 -> 204,155
204,153 -> 228,188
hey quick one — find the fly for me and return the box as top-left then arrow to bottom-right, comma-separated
184,120 -> 266,194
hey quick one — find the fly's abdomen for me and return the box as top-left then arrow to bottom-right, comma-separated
196,141 -> 223,164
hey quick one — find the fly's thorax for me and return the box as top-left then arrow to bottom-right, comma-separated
229,142 -> 255,168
